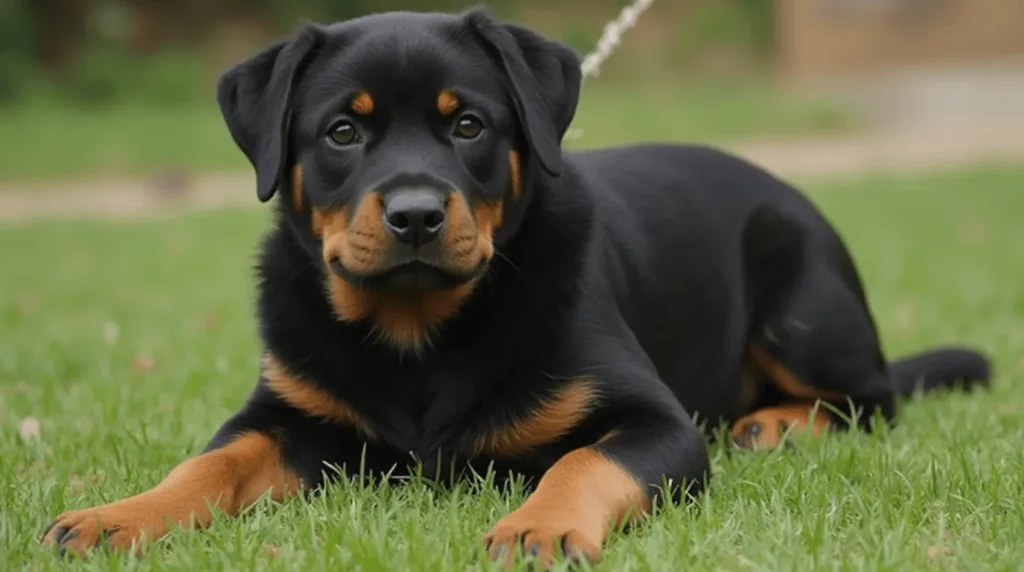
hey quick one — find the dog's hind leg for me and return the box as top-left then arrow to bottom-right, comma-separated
731,205 -> 898,449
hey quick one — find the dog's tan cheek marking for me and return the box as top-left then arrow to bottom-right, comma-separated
292,164 -> 304,211
312,206 -> 377,323
41,431 -> 300,556
473,378 -> 596,458
441,192 -> 475,252
508,150 -> 522,201
350,91 -> 374,115
263,354 -> 375,439
312,207 -> 351,267
473,201 -> 503,261
344,193 -> 389,274
437,89 -> 459,116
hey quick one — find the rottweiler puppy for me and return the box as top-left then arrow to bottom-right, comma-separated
42,8 -> 991,568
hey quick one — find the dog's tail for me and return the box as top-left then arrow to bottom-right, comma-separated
889,347 -> 992,397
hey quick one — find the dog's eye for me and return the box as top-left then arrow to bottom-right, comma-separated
326,121 -> 361,147
453,115 -> 484,140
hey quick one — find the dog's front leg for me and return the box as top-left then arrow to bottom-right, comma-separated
41,354 -> 376,558
41,424 -> 301,557
484,379 -> 710,568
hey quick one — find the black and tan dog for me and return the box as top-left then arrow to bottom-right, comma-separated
42,8 -> 990,567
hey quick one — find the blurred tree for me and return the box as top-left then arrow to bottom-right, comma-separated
0,0 -> 781,106
0,0 -> 38,100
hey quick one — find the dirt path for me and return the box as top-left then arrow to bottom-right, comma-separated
1,121 -> 1023,224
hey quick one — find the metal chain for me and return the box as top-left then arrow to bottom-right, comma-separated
566,0 -> 655,141
580,0 -> 655,79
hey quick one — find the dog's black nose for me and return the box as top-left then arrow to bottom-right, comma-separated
382,190 -> 447,247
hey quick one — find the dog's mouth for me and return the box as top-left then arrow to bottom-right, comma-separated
328,256 -> 488,292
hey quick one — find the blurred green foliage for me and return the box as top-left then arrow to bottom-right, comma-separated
0,0 -> 780,108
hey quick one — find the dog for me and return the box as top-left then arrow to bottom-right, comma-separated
42,8 -> 991,567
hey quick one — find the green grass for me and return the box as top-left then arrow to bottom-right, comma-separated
0,104 -> 249,183
0,80 -> 853,184
2,164 -> 1023,570
568,80 -> 853,150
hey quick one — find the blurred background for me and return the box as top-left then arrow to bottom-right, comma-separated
4,4 -> 1024,565
0,0 -> 1022,215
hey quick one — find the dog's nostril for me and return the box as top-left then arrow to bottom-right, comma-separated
388,213 -> 411,230
424,210 -> 446,230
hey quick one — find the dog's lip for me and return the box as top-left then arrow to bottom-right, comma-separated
329,257 -> 487,290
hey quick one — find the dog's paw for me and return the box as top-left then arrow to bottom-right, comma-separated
484,509 -> 601,569
41,504 -> 159,558
731,405 -> 832,450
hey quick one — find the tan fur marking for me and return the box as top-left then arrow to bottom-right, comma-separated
341,193 -> 389,276
472,201 -> 503,262
437,89 -> 459,115
350,91 -> 374,115
262,354 -> 375,439
315,195 -> 476,352
749,345 -> 846,401
42,432 -> 300,557
474,379 -> 596,457
368,284 -> 476,351
314,196 -> 387,323
314,190 -> 499,352
485,447 -> 649,568
731,404 -> 834,449
439,192 -> 501,271
292,164 -> 304,211
508,150 -> 522,201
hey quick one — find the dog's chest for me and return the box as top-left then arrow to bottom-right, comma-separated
356,369 -> 489,467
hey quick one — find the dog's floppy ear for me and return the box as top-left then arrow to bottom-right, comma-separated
216,27 -> 322,202
466,10 -> 582,178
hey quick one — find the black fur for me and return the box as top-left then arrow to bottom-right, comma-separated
208,5 -> 990,495
46,7 -> 992,562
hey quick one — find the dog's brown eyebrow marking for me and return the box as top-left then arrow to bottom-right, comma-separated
472,378 -> 596,457
437,89 -> 459,116
292,164 -> 304,211
350,91 -> 374,115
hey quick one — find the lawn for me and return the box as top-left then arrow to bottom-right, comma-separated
0,79 -> 853,184
2,164 -> 1023,570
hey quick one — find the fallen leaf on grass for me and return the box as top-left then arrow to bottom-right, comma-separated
927,544 -> 954,560
264,545 -> 281,558
19,417 -> 41,440
132,354 -> 156,372
69,471 -> 105,493
16,461 -> 48,475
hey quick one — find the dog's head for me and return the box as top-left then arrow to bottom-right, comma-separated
217,10 -> 581,351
